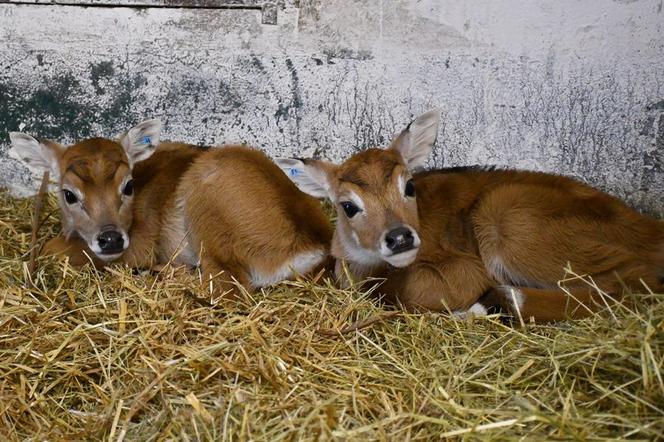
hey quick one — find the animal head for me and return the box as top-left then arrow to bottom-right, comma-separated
9,119 -> 162,261
277,109 -> 440,269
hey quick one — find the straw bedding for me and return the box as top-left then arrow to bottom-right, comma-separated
0,190 -> 662,440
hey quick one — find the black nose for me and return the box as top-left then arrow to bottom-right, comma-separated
384,227 -> 415,254
97,230 -> 124,254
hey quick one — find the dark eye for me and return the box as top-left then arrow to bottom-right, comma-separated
63,189 -> 78,204
340,201 -> 360,218
405,179 -> 415,197
122,179 -> 134,196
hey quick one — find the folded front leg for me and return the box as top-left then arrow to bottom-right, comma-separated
42,235 -> 104,268
377,257 -> 493,313
476,283 -> 627,323
200,255 -> 251,301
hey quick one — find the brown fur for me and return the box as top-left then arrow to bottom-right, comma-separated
320,154 -> 664,322
56,139 -> 132,243
40,138 -> 332,297
330,149 -> 420,263
117,142 -> 204,267
180,146 -> 333,296
43,141 -> 203,267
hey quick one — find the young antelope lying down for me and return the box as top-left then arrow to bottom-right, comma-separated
278,109 -> 664,322
10,120 -> 332,296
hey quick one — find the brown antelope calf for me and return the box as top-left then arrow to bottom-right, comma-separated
278,109 -> 664,322
10,120 -> 171,267
10,122 -> 331,296
175,146 -> 332,295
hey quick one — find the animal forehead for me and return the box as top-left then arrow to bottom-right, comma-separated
62,138 -> 128,183
336,148 -> 404,189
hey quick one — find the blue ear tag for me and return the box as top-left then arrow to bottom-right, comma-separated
289,168 -> 300,177
142,136 -> 152,145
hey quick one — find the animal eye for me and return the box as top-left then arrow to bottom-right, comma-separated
405,179 -> 415,197
122,179 -> 134,196
340,201 -> 360,218
63,189 -> 78,204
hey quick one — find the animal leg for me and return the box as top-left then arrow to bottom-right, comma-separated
476,283 -> 625,323
377,257 -> 493,313
42,235 -> 103,268
200,256 -> 251,301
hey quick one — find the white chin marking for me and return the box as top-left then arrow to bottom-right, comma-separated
96,252 -> 123,262
382,248 -> 419,268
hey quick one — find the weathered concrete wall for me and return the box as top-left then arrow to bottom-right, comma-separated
1,0 -> 663,212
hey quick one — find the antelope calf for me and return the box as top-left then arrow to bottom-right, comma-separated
10,123 -> 331,296
10,120 -> 174,267
175,145 -> 332,295
278,109 -> 664,322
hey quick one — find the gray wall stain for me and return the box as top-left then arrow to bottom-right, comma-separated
89,61 -> 115,95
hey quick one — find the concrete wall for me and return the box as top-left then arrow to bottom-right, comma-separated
1,0 -> 663,212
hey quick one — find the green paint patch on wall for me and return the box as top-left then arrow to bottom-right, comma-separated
0,61 -> 146,142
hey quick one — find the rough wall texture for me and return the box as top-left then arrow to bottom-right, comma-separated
1,0 -> 663,212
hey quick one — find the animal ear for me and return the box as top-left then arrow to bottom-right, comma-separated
275,158 -> 335,199
390,108 -> 441,171
120,119 -> 162,166
8,132 -> 65,180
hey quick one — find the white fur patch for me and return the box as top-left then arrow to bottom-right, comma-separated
337,223 -> 384,267
486,255 -> 554,289
250,249 -> 325,289
453,302 -> 488,319
398,175 -> 408,200
340,236 -> 383,266
500,285 -> 525,312
486,255 -> 513,285
468,302 -> 489,316
382,247 -> 419,268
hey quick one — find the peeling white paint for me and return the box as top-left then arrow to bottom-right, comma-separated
1,0 -> 663,213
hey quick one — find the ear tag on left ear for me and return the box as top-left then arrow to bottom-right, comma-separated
142,136 -> 152,145
289,168 -> 300,177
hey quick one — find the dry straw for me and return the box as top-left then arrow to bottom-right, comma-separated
0,190 -> 662,440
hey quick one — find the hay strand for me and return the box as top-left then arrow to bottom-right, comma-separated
26,171 -> 49,288
0,189 -> 662,440
318,311 -> 402,336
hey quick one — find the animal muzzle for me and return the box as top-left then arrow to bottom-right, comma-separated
379,225 -> 421,268
96,225 -> 126,255
384,226 -> 416,254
